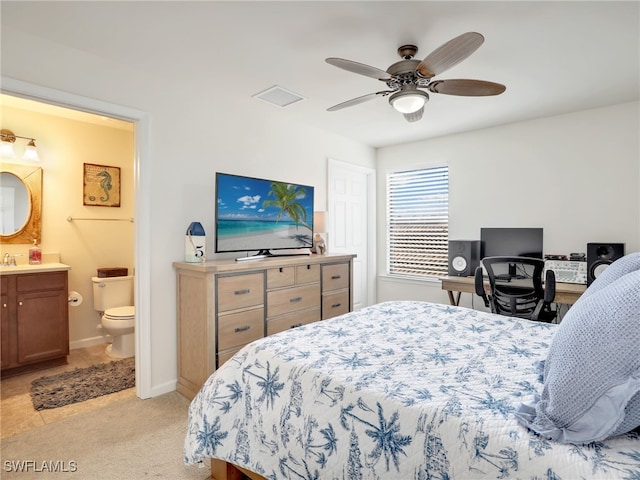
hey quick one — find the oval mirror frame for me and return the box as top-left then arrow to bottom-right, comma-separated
1,163 -> 42,244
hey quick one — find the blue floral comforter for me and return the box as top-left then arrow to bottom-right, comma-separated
184,301 -> 640,479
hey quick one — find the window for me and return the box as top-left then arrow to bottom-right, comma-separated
386,165 -> 449,278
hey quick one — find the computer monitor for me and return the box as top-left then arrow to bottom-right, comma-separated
480,227 -> 543,278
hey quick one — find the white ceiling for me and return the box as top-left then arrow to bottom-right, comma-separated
2,1 -> 639,148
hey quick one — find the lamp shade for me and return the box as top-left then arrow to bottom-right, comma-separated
389,89 -> 429,114
0,129 -> 16,158
314,211 -> 327,233
0,139 -> 15,158
22,139 -> 40,161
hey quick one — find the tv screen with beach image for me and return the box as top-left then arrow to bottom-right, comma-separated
215,172 -> 314,253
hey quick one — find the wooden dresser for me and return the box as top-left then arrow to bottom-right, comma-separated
173,253 -> 355,399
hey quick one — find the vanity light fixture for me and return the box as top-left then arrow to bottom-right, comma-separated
0,129 -> 40,161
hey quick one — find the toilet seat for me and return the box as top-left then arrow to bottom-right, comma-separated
103,305 -> 135,321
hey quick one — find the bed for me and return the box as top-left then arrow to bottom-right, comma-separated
184,300 -> 640,479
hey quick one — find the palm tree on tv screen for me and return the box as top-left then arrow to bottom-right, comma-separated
263,182 -> 309,228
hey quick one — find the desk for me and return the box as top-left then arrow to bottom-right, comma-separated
440,276 -> 586,306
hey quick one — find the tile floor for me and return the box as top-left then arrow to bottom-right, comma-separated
1,344 -> 136,439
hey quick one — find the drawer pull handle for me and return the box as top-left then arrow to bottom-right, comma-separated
290,296 -> 302,303
306,265 -> 311,270
290,323 -> 303,328
234,289 -> 250,295
18,301 -> 23,306
332,303 -> 342,308
331,275 -> 341,280
234,325 -> 251,333
2,303 -> 6,308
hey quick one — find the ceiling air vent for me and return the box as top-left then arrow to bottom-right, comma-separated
253,85 -> 305,108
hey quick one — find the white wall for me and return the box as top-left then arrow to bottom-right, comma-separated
376,102 -> 640,308
1,26 -> 375,396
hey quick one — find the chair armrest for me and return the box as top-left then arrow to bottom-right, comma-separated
544,269 -> 556,303
474,266 -> 490,307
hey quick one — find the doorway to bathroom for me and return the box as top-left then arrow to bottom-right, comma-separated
0,84 -> 150,399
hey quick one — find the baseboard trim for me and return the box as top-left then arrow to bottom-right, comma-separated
70,338 -> 177,400
69,335 -> 111,350
144,379 -> 177,399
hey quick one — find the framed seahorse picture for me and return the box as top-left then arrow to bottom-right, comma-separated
83,163 -> 121,207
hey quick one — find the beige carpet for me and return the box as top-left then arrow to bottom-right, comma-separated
1,391 -> 211,480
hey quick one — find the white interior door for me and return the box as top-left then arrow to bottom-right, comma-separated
327,159 -> 375,310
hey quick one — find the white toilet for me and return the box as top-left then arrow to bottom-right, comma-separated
92,275 -> 135,358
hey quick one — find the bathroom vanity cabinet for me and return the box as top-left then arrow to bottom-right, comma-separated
1,267 -> 70,376
174,253 -> 355,399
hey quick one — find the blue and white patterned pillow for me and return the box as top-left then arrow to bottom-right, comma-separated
517,259 -> 640,444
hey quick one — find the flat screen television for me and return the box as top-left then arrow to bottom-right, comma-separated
215,172 -> 314,256
480,227 -> 543,278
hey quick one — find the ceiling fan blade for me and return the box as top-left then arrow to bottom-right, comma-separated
326,57 -> 392,81
416,32 -> 484,78
327,91 -> 392,111
427,79 -> 506,96
403,107 -> 424,123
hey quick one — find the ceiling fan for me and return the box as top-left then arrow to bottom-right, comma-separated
325,32 -> 506,122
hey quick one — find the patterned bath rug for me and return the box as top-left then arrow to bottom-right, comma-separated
30,357 -> 135,411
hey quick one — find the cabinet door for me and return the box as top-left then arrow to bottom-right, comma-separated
16,290 -> 69,365
1,294 -> 10,369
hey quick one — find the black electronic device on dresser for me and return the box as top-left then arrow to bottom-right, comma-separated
215,172 -> 315,258
448,240 -> 482,276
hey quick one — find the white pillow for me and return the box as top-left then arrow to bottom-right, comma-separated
517,267 -> 640,444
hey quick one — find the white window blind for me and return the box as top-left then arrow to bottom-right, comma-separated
387,165 -> 449,277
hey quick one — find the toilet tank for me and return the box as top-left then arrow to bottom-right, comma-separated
92,275 -> 134,312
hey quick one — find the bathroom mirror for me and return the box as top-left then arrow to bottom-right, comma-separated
0,163 -> 42,244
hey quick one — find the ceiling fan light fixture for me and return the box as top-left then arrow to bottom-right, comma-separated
389,89 -> 428,114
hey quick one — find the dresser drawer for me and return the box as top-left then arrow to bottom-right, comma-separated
322,263 -> 349,292
16,271 -> 67,293
267,267 -> 295,289
217,308 -> 264,351
217,273 -> 264,312
295,264 -> 320,284
217,346 -> 243,368
267,307 -> 320,336
322,290 -> 349,320
267,284 -> 320,318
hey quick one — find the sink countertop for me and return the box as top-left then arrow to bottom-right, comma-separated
0,262 -> 71,274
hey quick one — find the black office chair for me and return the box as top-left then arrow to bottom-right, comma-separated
474,256 -> 557,323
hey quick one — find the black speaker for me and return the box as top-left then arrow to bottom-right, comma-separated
586,242 -> 625,285
448,240 -> 482,276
